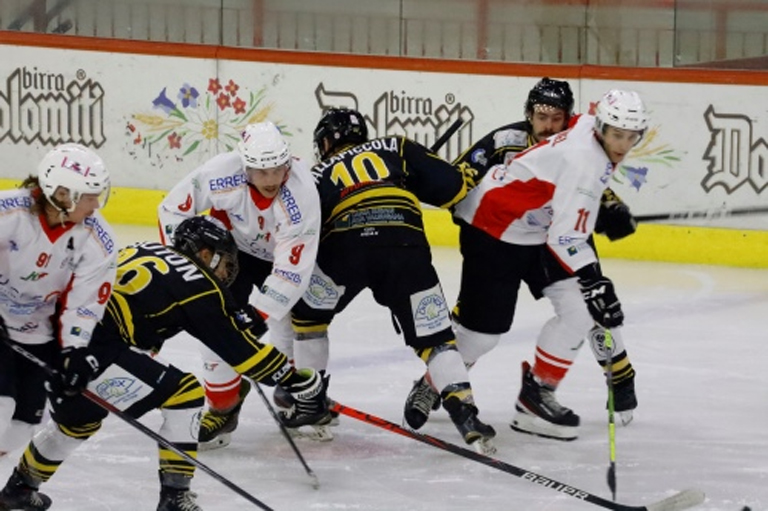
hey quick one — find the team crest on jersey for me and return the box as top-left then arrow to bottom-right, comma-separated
411,285 -> 450,337
303,270 -> 343,310
470,148 -> 488,167
94,377 -> 145,406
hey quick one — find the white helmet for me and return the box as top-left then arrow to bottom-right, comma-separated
237,121 -> 291,169
37,143 -> 110,212
594,89 -> 649,136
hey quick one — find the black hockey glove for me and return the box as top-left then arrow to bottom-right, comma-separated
55,347 -> 100,396
594,188 -> 637,241
576,265 -> 624,329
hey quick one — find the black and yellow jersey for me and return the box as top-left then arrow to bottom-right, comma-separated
94,241 -> 283,380
453,120 -> 532,189
310,136 -> 468,245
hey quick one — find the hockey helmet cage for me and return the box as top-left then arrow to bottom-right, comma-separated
238,121 -> 291,170
313,107 -> 368,161
173,215 -> 239,286
37,143 -> 111,213
524,78 -> 575,118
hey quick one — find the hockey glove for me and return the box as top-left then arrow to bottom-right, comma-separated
56,347 -> 100,396
594,188 -> 637,241
577,265 -> 624,328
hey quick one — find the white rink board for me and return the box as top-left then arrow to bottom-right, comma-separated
0,43 -> 766,225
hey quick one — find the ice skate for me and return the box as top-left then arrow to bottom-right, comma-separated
0,468 -> 51,511
279,370 -> 334,441
510,361 -> 579,441
275,383 -> 340,427
198,379 -> 251,451
612,375 -> 637,426
157,473 -> 201,511
441,389 -> 496,455
403,375 -> 441,430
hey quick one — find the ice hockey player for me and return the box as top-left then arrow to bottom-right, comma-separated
405,80 -> 641,438
0,143 -> 116,467
288,107 -> 496,452
0,216 -> 328,511
158,121 -> 321,449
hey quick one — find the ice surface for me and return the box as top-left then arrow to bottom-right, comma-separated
0,225 -> 765,511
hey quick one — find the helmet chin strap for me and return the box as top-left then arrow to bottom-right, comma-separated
44,196 -> 75,226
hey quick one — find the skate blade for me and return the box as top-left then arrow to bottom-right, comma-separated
509,412 -> 578,441
287,424 -> 334,442
471,437 -> 497,455
617,410 -> 634,426
198,433 -> 231,451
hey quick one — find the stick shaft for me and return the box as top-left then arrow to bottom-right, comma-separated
2,338 -> 274,511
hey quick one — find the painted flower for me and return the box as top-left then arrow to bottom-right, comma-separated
208,78 -> 222,95
216,93 -> 231,110
620,165 -> 648,191
225,79 -> 239,96
232,96 -> 246,115
152,88 -> 176,115
178,84 -> 199,108
168,132 -> 182,149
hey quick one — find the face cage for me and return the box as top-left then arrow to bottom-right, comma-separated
210,250 -> 240,286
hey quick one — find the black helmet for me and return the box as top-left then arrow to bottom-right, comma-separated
524,78 -> 575,118
173,216 -> 239,286
313,107 -> 368,161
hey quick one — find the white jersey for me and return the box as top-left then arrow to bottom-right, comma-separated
157,152 -> 321,319
454,114 -> 614,273
0,188 -> 117,348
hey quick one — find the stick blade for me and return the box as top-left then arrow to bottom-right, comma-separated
645,489 -> 706,511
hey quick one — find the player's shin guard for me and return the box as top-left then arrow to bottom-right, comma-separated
588,326 -> 637,425
159,374 -> 204,476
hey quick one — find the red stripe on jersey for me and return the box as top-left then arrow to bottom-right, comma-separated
472,178 -> 555,239
209,208 -> 233,230
38,213 -> 75,243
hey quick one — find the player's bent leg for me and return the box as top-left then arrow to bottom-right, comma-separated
0,405 -> 105,511
413,342 -> 496,453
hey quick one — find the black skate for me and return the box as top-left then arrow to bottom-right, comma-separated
510,361 -> 580,441
157,473 -> 201,511
157,488 -> 201,511
0,468 -> 51,511
612,375 -> 637,426
275,381 -> 339,426
441,386 -> 496,455
403,375 -> 441,430
198,379 -> 251,451
279,370 -> 333,441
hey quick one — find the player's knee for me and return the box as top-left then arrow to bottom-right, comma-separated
163,373 -> 205,411
454,323 -> 501,366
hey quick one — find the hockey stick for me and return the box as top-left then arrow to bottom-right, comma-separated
329,401 -> 705,511
605,328 -> 617,501
250,381 -> 320,489
1,338 -> 274,511
430,118 -> 463,153
635,205 -> 768,223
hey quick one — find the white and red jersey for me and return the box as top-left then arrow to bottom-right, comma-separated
0,188 -> 117,348
157,152 -> 321,319
454,114 -> 615,274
